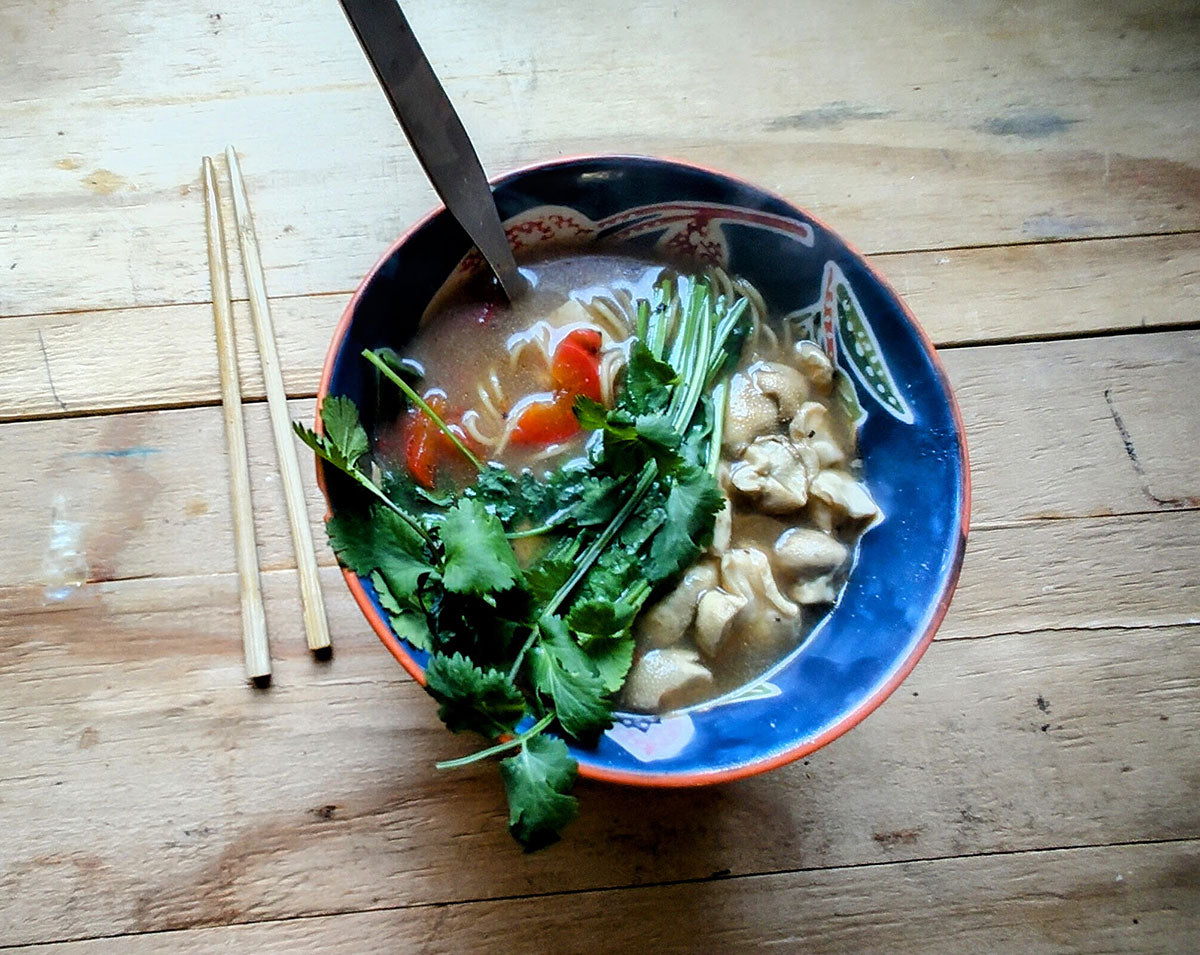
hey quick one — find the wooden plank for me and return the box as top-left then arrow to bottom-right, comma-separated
1,564 -> 1197,944
880,231 -> 1200,347
2,232 -> 1198,423
20,840 -> 1199,953
2,0 -> 1199,315
3,330 -> 1199,597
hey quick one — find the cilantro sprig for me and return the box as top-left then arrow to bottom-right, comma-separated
296,275 -> 748,850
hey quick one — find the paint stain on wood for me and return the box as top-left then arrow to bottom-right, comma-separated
55,157 -> 81,171
184,497 -> 209,518
78,726 -> 99,749
81,169 -> 128,195
765,102 -> 893,131
979,111 -> 1079,139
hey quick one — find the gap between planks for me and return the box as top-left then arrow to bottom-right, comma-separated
7,320 -> 1200,430
2,227 -> 1196,326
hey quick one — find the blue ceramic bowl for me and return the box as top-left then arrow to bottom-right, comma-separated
316,155 -> 969,786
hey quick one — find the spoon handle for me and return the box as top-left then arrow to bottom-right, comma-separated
337,0 -> 526,300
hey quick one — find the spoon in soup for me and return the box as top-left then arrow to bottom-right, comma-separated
337,0 -> 528,301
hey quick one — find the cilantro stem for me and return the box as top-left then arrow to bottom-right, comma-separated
706,379 -> 729,476
363,349 -> 485,472
705,298 -> 749,385
507,626 -> 541,683
297,426 -> 433,544
648,278 -> 672,359
507,461 -> 658,682
505,524 -> 558,540
544,462 -> 657,617
434,712 -> 555,770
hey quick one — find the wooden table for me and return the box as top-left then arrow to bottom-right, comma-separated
3,1 -> 1198,950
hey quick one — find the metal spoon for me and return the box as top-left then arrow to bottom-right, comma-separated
337,0 -> 527,300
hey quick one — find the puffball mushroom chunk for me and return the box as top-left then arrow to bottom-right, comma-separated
729,436 -> 815,514
722,371 -> 779,453
809,469 -> 880,521
633,561 -> 719,649
623,648 -> 714,712
694,588 -> 748,658
773,527 -> 849,575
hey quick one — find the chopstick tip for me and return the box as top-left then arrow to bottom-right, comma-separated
251,672 -> 272,690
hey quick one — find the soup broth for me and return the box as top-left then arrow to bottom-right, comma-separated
381,250 -> 877,714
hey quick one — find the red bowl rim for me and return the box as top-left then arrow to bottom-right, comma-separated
314,152 -> 971,788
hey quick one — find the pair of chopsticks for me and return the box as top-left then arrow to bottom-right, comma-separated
203,147 -> 331,687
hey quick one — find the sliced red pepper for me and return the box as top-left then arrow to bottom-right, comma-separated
551,328 -> 604,403
510,392 -> 581,445
402,392 -> 450,488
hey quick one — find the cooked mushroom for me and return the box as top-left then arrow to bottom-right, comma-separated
623,648 -> 714,712
728,435 -> 816,514
720,547 -> 799,617
809,469 -> 880,521
774,527 -> 849,575
793,341 -> 834,391
749,360 -> 810,420
723,371 -> 778,453
789,400 -> 848,467
709,494 -> 733,554
790,574 -> 841,605
633,561 -> 719,648
694,588 -> 748,658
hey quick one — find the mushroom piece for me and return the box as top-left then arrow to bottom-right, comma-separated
694,588 -> 748,658
722,371 -> 779,453
774,527 -> 849,575
809,469 -> 880,521
728,435 -> 816,514
791,574 -> 841,605
709,494 -> 733,554
789,401 -> 848,467
720,547 -> 799,617
623,648 -> 714,712
749,360 -> 810,420
633,561 -> 719,649
793,341 -> 834,391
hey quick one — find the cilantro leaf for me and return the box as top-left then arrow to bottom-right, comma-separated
567,598 -> 637,645
646,464 -> 724,581
328,506 -> 433,598
370,570 -> 433,651
389,610 -> 433,651
583,634 -> 635,694
633,413 -> 682,454
440,498 -> 522,595
500,733 -> 579,851
623,341 -> 676,412
321,395 -> 370,468
572,395 -> 608,431
530,616 -> 612,740
425,652 -> 526,736
525,552 -> 575,604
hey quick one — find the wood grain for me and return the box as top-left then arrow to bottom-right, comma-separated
19,840 -> 1199,954
2,577 -> 1197,944
3,0 -> 1199,949
2,231 -> 1198,424
2,0 -> 1198,316
2,329 -> 1197,593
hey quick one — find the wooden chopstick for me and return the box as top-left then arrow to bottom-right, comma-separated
202,157 -> 272,686
225,146 -> 333,658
